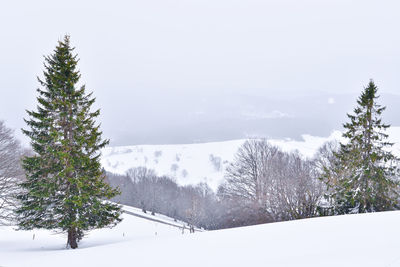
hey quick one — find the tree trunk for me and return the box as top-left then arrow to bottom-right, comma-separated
68,227 -> 78,249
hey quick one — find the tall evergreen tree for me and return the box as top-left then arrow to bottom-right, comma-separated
16,36 -> 121,248
321,80 -> 399,214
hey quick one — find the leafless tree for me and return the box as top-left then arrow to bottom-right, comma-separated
219,139 -> 323,223
312,140 -> 345,213
107,167 -> 222,229
0,121 -> 24,225
219,140 -> 279,221
274,152 -> 322,220
126,166 -> 157,183
313,140 -> 340,176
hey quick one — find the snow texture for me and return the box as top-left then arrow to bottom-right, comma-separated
2,205 -> 400,266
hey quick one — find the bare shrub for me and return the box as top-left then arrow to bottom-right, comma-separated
0,121 -> 24,225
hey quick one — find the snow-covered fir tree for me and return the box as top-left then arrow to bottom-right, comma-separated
16,35 -> 121,249
321,80 -> 399,214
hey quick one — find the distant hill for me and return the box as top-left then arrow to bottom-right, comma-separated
102,127 -> 400,191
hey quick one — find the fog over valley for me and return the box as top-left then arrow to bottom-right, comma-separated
0,0 -> 399,146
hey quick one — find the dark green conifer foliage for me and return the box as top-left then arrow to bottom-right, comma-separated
16,36 -> 121,248
322,80 -> 399,214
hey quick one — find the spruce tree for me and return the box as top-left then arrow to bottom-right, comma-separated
322,80 -> 399,214
16,35 -> 121,248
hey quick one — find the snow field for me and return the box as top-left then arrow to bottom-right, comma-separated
2,208 -> 400,266
101,127 -> 400,191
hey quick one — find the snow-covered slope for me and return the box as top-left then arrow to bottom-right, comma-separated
0,205 -> 191,267
101,127 -> 400,190
2,209 -> 400,266
102,139 -> 245,190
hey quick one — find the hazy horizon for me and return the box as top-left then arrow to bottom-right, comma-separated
1,0 -> 399,146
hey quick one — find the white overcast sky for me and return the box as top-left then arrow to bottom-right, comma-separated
0,0 -> 399,145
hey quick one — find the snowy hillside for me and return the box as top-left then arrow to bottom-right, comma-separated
101,127 -> 400,190
0,205 -> 193,267
2,208 -> 400,266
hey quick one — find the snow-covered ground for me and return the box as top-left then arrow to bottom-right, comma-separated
122,205 -> 203,231
102,127 -> 400,190
0,205 -> 190,267
2,206 -> 400,267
